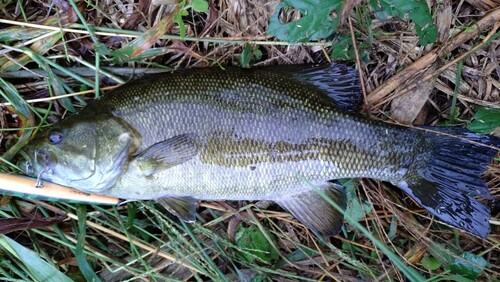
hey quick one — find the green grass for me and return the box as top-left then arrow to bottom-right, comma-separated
0,0 -> 498,281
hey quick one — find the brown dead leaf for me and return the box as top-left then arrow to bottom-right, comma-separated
0,215 -> 67,234
224,0 -> 278,36
112,4 -> 180,60
391,65 -> 437,124
404,241 -> 429,264
200,0 -> 220,35
0,195 -> 11,206
170,41 -> 207,62
436,0 -> 452,43
466,0 -> 500,11
122,0 -> 151,30
53,0 -> 81,25
492,127 -> 500,138
367,52 -> 438,107
367,7 -> 500,107
57,257 -> 79,266
339,0 -> 361,27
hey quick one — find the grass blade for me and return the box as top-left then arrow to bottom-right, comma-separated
0,234 -> 73,282
75,205 -> 102,282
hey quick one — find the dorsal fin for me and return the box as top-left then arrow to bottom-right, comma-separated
265,63 -> 363,112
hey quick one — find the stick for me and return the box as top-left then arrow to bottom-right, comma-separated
367,6 -> 500,106
0,173 -> 120,205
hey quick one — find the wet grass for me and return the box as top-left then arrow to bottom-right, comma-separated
0,0 -> 499,281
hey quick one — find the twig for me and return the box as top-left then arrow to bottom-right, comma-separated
372,20 -> 500,108
64,211 -> 203,274
0,67 -> 170,79
0,173 -> 119,204
0,85 -> 119,107
348,17 -> 368,110
0,19 -> 333,47
367,6 -> 500,106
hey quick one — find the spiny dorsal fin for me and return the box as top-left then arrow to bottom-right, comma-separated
264,63 -> 363,112
156,197 -> 198,223
275,181 -> 347,237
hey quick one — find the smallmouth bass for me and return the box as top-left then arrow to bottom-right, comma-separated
19,64 -> 499,238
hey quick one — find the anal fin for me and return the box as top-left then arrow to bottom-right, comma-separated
156,197 -> 198,223
276,182 -> 347,237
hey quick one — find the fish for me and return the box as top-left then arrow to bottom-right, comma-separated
18,63 -> 499,238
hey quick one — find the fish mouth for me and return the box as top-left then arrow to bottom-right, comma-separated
19,157 -> 34,176
35,149 -> 55,187
20,148 -> 56,188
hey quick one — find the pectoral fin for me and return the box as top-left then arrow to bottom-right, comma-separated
133,133 -> 198,176
156,197 -> 198,222
276,182 -> 347,237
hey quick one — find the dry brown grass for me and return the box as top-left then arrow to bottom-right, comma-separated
0,0 -> 499,281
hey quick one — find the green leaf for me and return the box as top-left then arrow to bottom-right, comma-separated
253,48 -> 263,60
268,0 -> 343,42
1,32 -> 63,72
0,235 -> 73,282
19,47 -> 78,112
240,43 -> 252,68
191,0 -> 208,12
126,202 -> 138,230
449,252 -> 488,280
285,248 -> 315,263
331,35 -> 356,60
173,12 -> 188,38
427,243 -> 488,279
239,44 -> 261,68
0,27 -> 48,42
75,205 -> 101,282
111,12 -> 181,61
0,77 -> 38,162
0,78 -> 32,119
467,107 -> 500,134
370,0 -> 437,45
235,225 -> 279,264
387,215 -> 398,240
421,256 -> 442,271
341,179 -> 372,222
429,275 -> 475,282
0,0 -> 14,9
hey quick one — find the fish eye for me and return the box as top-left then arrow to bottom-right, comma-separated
48,131 -> 63,144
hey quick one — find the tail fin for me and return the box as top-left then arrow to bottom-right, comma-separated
398,127 -> 499,238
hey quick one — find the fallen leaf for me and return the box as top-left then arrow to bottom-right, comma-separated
122,0 -> 151,30
391,65 -> 437,124
339,0 -> 361,27
465,0 -> 500,11
436,0 -> 452,43
0,215 -> 67,234
112,4 -> 180,61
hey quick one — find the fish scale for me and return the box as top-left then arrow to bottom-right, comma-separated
98,69 -> 416,200
20,64 -> 499,238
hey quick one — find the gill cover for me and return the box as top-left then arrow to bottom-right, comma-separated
24,114 -> 137,194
